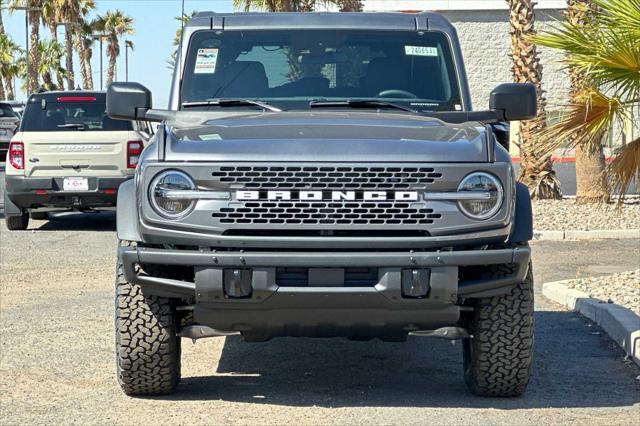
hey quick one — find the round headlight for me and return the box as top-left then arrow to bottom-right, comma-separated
457,172 -> 503,220
149,170 -> 196,219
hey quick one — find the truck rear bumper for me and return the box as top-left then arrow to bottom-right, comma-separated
119,245 -> 531,339
5,175 -> 132,211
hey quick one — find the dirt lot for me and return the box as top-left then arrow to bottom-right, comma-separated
1,212 -> 639,425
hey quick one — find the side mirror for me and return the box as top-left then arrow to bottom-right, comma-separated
489,83 -> 537,122
107,82 -> 152,121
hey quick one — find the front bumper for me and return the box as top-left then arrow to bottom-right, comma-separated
119,245 -> 531,338
5,175 -> 132,210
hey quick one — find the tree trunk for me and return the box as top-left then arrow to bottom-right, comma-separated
76,32 -> 93,90
566,0 -> 609,203
0,79 -> 5,100
4,77 -> 15,100
28,19 -> 40,94
106,52 -> 116,87
575,143 -> 609,203
42,71 -> 53,90
338,0 -> 363,11
508,0 -> 561,199
65,28 -> 75,89
50,27 -> 66,91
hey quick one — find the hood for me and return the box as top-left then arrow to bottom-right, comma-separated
164,112 -> 489,163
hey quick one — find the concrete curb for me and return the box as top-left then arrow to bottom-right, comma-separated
542,280 -> 640,367
533,229 -> 640,241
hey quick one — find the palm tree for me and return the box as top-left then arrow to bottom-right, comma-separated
534,0 -> 639,201
336,0 -> 362,11
40,0 -> 66,89
94,10 -> 134,87
54,0 -> 94,90
234,0 -> 314,11
9,0 -> 44,94
506,0 -> 561,199
35,38 -> 65,90
0,33 -> 24,99
0,0 -> 6,34
167,11 -> 197,71
76,18 -> 95,89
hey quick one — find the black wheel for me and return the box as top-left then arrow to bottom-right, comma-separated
115,241 -> 181,395
463,262 -> 534,397
5,212 -> 29,230
30,211 -> 48,220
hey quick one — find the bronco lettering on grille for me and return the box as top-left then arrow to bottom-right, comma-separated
237,190 -> 419,201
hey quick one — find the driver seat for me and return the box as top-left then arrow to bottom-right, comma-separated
364,57 -> 411,97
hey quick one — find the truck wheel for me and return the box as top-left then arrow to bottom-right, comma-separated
30,212 -> 48,220
115,245 -> 181,395
5,212 -> 29,231
463,262 -> 534,397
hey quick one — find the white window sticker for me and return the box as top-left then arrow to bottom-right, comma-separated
405,45 -> 438,57
194,48 -> 218,74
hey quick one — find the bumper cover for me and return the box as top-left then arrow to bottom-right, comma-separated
5,175 -> 132,209
119,245 -> 531,338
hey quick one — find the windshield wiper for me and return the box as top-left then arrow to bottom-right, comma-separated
181,99 -> 282,112
57,123 -> 86,130
309,100 -> 417,113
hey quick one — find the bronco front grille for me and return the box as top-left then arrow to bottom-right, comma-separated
211,165 -> 443,190
212,201 -> 442,225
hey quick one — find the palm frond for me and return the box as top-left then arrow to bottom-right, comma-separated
535,88 -> 625,156
607,137 -> 640,200
534,18 -> 640,100
593,0 -> 640,38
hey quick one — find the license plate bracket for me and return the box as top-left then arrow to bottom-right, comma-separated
63,177 -> 89,191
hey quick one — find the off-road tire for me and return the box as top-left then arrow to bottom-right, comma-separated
463,262 -> 534,397
115,242 -> 181,395
30,212 -> 48,220
5,212 -> 29,230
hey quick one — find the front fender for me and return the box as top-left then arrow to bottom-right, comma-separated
508,182 -> 533,243
117,179 -> 142,242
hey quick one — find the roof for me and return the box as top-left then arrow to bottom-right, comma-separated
185,11 -> 453,33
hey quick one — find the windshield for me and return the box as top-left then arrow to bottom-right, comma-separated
21,100 -> 133,132
0,104 -> 17,118
180,30 -> 462,112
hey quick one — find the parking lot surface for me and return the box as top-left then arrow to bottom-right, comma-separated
1,213 -> 639,425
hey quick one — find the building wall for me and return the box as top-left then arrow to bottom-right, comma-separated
362,1 -> 570,110
439,9 -> 569,110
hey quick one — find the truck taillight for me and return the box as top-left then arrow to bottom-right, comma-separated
8,141 -> 24,170
127,141 -> 143,169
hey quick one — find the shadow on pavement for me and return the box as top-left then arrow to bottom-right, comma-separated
29,212 -> 116,232
162,310 -> 640,408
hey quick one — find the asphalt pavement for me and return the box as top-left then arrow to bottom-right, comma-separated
0,213 -> 638,424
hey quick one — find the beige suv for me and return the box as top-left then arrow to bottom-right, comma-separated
4,91 -> 151,230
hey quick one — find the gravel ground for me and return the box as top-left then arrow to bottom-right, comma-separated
564,270 -> 640,316
532,198 -> 640,231
1,213 -> 639,425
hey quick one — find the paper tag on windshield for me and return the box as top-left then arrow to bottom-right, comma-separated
405,46 -> 438,57
194,48 -> 218,74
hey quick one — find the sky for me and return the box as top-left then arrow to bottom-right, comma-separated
3,0 -> 235,107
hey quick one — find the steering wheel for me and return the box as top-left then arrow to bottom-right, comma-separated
377,89 -> 418,99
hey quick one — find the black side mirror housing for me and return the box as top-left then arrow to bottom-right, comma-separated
489,83 -> 537,121
107,82 -> 152,120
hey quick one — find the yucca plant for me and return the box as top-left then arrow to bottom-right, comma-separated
534,0 -> 640,202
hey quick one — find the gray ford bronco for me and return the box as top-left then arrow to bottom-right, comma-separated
108,12 -> 536,397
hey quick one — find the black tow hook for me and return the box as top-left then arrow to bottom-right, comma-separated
409,326 -> 470,340
178,325 -> 238,342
